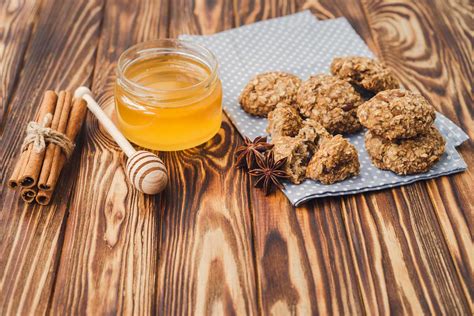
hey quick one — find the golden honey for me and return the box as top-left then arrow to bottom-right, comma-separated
115,40 -> 222,151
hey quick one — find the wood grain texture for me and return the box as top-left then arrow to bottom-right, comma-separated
250,192 -> 366,315
0,0 -> 40,132
49,0 -> 168,314
0,0 -> 103,314
424,0 -> 473,83
0,0 -> 472,314
156,1 -> 258,314
234,2 -> 367,314
361,0 -> 473,134
359,0 -> 473,310
341,187 -> 469,314
301,0 -> 378,51
234,0 -> 298,26
323,0 -> 471,313
236,0 -> 472,314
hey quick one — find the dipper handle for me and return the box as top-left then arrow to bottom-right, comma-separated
74,86 -> 136,158
74,86 -> 168,194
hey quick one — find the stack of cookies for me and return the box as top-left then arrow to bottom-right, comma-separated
358,89 -> 445,175
238,56 -> 445,185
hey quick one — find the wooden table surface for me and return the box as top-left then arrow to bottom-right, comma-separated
1,0 -> 472,314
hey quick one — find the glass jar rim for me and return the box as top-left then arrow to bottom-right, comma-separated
116,39 -> 219,95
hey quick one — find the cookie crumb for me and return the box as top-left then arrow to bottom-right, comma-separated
267,103 -> 302,137
306,135 -> 360,184
272,136 -> 311,184
296,118 -> 331,153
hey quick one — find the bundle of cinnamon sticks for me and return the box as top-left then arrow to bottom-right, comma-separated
8,90 -> 87,205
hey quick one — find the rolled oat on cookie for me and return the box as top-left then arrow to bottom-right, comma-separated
365,126 -> 445,175
266,102 -> 303,137
331,56 -> 399,93
296,74 -> 363,134
239,72 -> 301,117
357,89 -> 436,140
306,135 -> 360,184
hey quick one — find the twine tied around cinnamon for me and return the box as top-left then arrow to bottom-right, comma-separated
21,113 -> 75,158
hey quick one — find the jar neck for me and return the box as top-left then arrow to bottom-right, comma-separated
116,39 -> 219,107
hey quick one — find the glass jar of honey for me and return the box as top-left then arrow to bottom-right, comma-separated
115,39 -> 222,151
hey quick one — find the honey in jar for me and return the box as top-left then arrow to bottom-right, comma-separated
115,40 -> 222,151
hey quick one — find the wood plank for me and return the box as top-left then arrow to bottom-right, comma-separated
250,192 -> 366,315
423,5 -> 474,295
234,0 -> 297,26
340,186 -> 470,314
301,0 -> 378,51
235,0 -> 472,314
232,2 -> 368,314
48,0 -> 169,314
361,0 -> 473,135
417,0 -> 474,301
0,0 -> 41,132
1,0 -> 470,314
429,0 -> 473,82
156,1 -> 259,314
426,175 -> 474,302
358,0 -> 473,310
0,0 -> 104,314
306,0 -> 473,312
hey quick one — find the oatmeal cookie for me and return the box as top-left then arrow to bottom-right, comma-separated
330,56 -> 399,93
272,136 -> 311,184
267,103 -> 303,137
239,72 -> 301,117
306,135 -> 360,184
296,118 -> 331,153
357,89 -> 436,140
296,74 -> 363,134
365,126 -> 445,175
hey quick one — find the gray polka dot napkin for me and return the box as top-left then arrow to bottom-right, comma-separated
179,11 -> 469,206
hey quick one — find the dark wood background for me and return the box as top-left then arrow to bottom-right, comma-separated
0,0 -> 472,314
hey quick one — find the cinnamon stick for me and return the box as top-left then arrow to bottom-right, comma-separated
38,91 -> 72,190
8,150 -> 29,188
16,91 -> 58,188
39,97 -> 87,197
9,89 -> 87,205
21,187 -> 37,203
36,189 -> 52,206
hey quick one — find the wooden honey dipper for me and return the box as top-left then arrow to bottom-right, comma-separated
74,87 -> 168,195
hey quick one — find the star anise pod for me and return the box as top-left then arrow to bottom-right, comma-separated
234,136 -> 274,170
249,150 -> 289,195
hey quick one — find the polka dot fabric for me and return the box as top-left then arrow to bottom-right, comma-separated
179,11 -> 469,206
